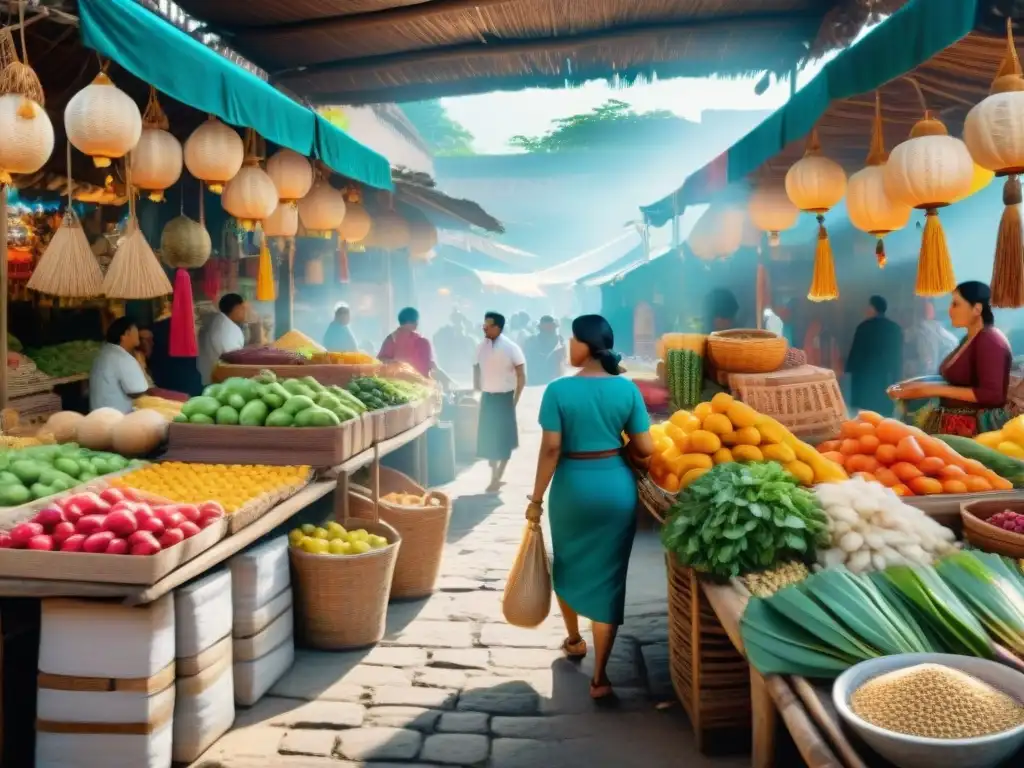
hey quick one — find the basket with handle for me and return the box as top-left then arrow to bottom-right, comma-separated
288,495 -> 401,650
351,467 -> 451,599
707,329 -> 788,374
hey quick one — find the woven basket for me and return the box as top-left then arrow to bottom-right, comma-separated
637,475 -> 676,525
351,468 -> 451,599
961,498 -> 1024,558
666,557 -> 751,751
707,329 -> 787,374
289,516 -> 401,650
728,365 -> 847,444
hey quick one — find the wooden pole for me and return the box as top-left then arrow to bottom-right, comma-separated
0,185 -> 9,410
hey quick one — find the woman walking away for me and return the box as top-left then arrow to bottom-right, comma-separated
888,281 -> 1014,435
527,315 -> 653,703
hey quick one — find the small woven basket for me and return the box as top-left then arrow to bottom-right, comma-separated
289,513 -> 401,650
961,498 -> 1024,558
707,329 -> 787,374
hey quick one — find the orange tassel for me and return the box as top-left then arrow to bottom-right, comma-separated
255,237 -> 276,301
915,209 -> 956,297
808,215 -> 838,302
991,175 -> 1024,307
875,238 -> 887,269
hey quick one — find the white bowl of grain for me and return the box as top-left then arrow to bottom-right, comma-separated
833,654 -> 1024,768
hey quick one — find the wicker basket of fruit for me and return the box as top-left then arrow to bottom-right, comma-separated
288,512 -> 401,650
960,499 -> 1024,558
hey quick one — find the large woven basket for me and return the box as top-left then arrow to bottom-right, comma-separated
637,474 -> 676,526
728,365 -> 847,444
666,558 -> 751,751
351,467 -> 451,599
707,329 -> 787,374
289,516 -> 401,650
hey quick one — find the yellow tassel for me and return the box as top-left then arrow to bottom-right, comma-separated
807,215 -> 838,302
991,174 -> 1024,307
256,238 -> 276,302
915,209 -> 957,297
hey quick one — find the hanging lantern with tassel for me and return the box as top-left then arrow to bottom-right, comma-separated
221,130 -> 278,231
687,204 -> 746,261
102,157 -> 174,299
0,94 -> 53,184
64,70 -> 141,168
298,175 -> 346,235
748,183 -> 798,247
846,93 -> 912,268
963,19 -> 1024,307
184,116 -> 244,194
130,88 -> 182,202
266,148 -> 312,204
255,236 -> 276,302
161,182 -> 210,354
27,143 -> 103,297
884,79 -> 973,297
264,202 -> 298,238
951,164 -> 995,203
337,187 -> 370,284
785,128 -> 847,301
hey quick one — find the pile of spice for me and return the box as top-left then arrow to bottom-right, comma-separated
741,561 -> 809,598
850,664 -> 1024,739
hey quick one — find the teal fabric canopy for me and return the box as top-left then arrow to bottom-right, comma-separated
641,0 -> 982,223
77,0 -> 392,191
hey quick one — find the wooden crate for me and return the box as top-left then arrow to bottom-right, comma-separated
728,365 -> 847,444
666,558 -> 751,752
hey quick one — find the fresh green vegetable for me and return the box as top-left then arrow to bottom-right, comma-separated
215,405 -> 240,425
181,396 -> 220,419
935,434 -> 1024,486
666,349 -> 702,411
189,413 -> 215,424
24,340 -> 102,378
239,400 -> 269,427
282,395 -> 315,416
935,550 -> 1024,657
347,377 -> 416,410
265,409 -> 295,427
741,598 -> 859,678
0,444 -> 129,507
294,406 -> 341,427
660,461 -> 828,578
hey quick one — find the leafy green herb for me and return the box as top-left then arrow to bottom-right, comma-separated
660,461 -> 828,578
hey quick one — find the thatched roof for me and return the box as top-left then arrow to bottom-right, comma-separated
390,168 -> 504,233
168,0 -> 904,105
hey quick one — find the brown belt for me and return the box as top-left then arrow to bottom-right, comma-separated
563,448 -> 622,460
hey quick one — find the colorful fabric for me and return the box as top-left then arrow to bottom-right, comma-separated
939,326 -> 1013,409
899,398 -> 1012,437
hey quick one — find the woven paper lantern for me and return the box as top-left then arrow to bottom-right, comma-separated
266,148 -> 312,203
160,215 -> 211,269
130,90 -> 181,203
222,162 -> 278,232
846,94 -> 912,269
951,164 -> 995,203
366,210 -> 411,251
184,117 -> 244,194
407,212 -> 438,258
884,97 -> 973,297
64,72 -> 141,168
264,202 -> 298,238
963,21 -> 1024,307
748,184 -> 798,247
298,178 -> 346,234
0,94 -> 53,183
785,129 -> 847,301
339,188 -> 371,244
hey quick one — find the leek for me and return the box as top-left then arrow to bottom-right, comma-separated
936,550 -> 1024,657
769,583 -> 879,660
741,598 -> 862,677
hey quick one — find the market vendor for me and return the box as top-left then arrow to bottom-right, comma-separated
379,306 -> 453,387
89,317 -> 150,414
198,293 -> 247,385
888,281 -> 1014,436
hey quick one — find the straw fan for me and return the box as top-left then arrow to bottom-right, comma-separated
845,93 -> 912,269
161,180 -> 211,356
785,128 -> 847,301
964,19 -> 1024,307
0,4 -> 42,106
27,144 -> 103,298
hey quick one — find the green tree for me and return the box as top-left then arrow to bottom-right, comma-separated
400,100 -> 476,156
509,99 -> 688,153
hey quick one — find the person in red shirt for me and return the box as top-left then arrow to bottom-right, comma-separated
379,307 -> 452,386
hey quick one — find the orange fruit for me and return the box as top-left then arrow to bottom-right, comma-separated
859,434 -> 881,455
941,480 -> 968,495
874,468 -> 899,487
875,444 -> 898,466
939,464 -> 967,479
918,457 -> 946,477
840,439 -> 862,456
818,440 -> 842,453
891,483 -> 912,497
963,475 -> 994,492
908,476 -> 943,496
892,462 -> 924,483
821,451 -> 846,467
858,411 -> 884,426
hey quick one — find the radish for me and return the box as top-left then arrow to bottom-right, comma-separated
176,504 -> 201,523
102,509 -> 138,537
198,510 -> 222,528
75,515 -> 105,536
52,521 -> 76,546
199,501 -> 224,517
105,538 -> 129,555
83,531 -> 115,553
129,531 -> 161,556
61,534 -> 86,552
119,488 -> 143,502
62,504 -> 84,525
0,533 -> 12,548
100,488 -> 126,506
10,522 -> 43,546
63,492 -> 105,516
33,506 -> 65,529
158,528 -> 185,549
139,516 -> 165,535
27,534 -> 54,551
178,521 -> 201,539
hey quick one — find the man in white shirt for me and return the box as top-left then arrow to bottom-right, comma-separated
198,293 -> 248,385
89,317 -> 150,413
474,311 -> 526,493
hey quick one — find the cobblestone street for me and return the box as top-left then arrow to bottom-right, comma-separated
194,389 -> 746,768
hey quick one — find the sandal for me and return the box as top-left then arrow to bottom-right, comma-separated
561,636 -> 587,660
590,680 -> 618,706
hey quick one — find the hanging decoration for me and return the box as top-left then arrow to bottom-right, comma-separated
846,93 -> 912,268
884,79 -> 973,297
298,174 -> 346,235
406,209 -> 438,260
221,129 -> 278,231
255,236 -> 276,302
687,204 -> 745,260
184,116 -> 244,194
785,128 -> 847,301
337,187 -> 369,284
161,180 -> 211,272
364,202 -> 410,251
963,19 -> 1024,307
951,164 -> 995,204
102,157 -> 173,299
64,69 -> 142,168
266,148 -> 313,204
130,88 -> 182,202
26,143 -> 103,297
0,4 -> 43,105
748,182 -> 798,247
0,7 -> 52,184
264,201 -> 298,238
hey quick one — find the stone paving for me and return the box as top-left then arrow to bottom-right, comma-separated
191,388 -> 747,768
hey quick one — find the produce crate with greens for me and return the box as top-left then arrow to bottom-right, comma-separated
346,377 -> 417,410
0,443 -> 138,507
25,340 -> 103,378
660,461 -> 829,578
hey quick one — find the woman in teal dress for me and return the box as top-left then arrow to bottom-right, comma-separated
527,314 -> 654,703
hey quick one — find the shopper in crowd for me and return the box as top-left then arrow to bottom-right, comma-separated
323,302 -> 359,353
889,281 -> 1014,436
527,314 -> 653,704
379,307 -> 453,386
846,295 -> 903,416
198,293 -> 247,385
525,315 -> 565,385
90,316 -> 151,414
474,311 -> 526,493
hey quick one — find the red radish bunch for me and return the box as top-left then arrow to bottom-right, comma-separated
0,488 -> 224,556
989,509 -> 1024,534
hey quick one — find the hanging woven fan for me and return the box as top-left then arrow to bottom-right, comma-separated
0,4 -> 43,104
26,143 -> 103,297
102,157 -> 173,299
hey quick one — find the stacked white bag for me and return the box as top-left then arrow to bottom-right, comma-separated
229,536 -> 294,706
36,596 -> 176,768
172,569 -> 235,763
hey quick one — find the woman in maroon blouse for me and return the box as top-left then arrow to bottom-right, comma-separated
888,281 -> 1013,436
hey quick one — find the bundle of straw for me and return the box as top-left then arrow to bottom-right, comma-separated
808,215 -> 839,301
0,5 -> 43,105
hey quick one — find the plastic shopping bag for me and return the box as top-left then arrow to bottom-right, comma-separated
502,516 -> 552,628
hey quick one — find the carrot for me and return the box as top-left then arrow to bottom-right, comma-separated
858,411 -> 884,426
847,455 -> 880,475
839,439 -> 862,456
909,476 -> 944,496
963,475 -> 994,493
895,436 -> 926,465
917,457 -> 946,477
859,434 -> 881,454
817,440 -> 841,453
892,483 -> 913,497
821,451 -> 846,467
875,444 -> 898,466
875,467 -> 900,487
892,462 -> 924,483
941,479 -> 968,494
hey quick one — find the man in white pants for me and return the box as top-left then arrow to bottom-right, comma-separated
474,311 -> 526,493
